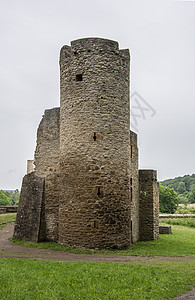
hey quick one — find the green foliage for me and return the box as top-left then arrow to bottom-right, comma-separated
159,184 -> 179,213
0,191 -> 11,206
177,182 -> 186,194
175,204 -> 195,214
188,184 -> 195,203
161,174 -> 195,204
11,225 -> 195,257
0,213 -> 16,230
0,259 -> 195,300
0,190 -> 20,206
164,218 -> 195,228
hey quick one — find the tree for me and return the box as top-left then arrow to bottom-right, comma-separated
10,189 -> 20,205
177,182 -> 186,194
159,184 -> 179,214
188,184 -> 195,203
0,190 -> 11,206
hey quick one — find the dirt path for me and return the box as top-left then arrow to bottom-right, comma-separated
0,224 -> 195,299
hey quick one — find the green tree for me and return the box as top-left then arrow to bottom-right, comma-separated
188,184 -> 195,203
159,184 -> 179,214
0,190 -> 11,206
177,182 -> 186,194
10,189 -> 20,205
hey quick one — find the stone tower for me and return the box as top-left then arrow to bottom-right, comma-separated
59,38 -> 131,249
13,37 -> 159,249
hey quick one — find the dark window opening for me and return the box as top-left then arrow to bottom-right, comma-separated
97,187 -> 101,196
130,187 -> 133,202
76,74 -> 83,81
97,186 -> 103,198
130,178 -> 132,186
94,220 -> 98,228
131,145 -> 133,158
93,132 -> 97,141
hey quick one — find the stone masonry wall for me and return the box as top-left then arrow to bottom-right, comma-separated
130,131 -> 139,243
59,38 -> 131,249
139,170 -> 159,241
13,172 -> 45,242
34,107 -> 60,177
34,107 -> 60,241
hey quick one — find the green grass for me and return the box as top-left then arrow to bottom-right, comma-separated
163,218 -> 195,228
0,213 -> 16,230
11,225 -> 195,257
0,258 -> 195,300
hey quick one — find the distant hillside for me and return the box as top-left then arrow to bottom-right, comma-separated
161,174 -> 195,193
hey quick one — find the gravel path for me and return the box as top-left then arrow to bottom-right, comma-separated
0,224 -> 194,299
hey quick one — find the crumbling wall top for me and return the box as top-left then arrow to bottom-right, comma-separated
60,37 -> 130,62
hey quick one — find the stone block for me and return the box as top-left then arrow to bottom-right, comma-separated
159,225 -> 172,234
13,172 -> 45,242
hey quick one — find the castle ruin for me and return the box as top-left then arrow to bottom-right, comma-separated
14,38 -> 159,249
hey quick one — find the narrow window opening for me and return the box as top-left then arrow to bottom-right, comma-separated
76,74 -> 83,81
130,178 -> 132,186
93,132 -> 97,141
94,220 -> 98,228
130,187 -> 133,202
97,187 -> 101,196
130,145 -> 133,158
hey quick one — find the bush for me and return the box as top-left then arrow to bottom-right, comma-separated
159,184 -> 179,214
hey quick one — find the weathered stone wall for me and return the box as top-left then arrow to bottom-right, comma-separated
34,107 -> 60,177
59,38 -> 131,249
34,107 -> 60,241
44,173 -> 59,241
159,225 -> 172,234
130,131 -> 139,243
139,170 -> 159,241
0,206 -> 18,214
13,172 -> 45,242
27,160 -> 35,174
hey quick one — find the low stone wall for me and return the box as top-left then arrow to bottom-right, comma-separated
0,206 -> 18,214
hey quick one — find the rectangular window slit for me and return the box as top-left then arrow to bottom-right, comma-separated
131,145 -> 133,158
93,132 -> 97,141
97,187 -> 101,196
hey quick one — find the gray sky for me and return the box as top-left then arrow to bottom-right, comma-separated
0,0 -> 195,189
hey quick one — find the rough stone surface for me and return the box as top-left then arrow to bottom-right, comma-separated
15,37 -> 159,249
0,206 -> 18,214
130,131 -> 139,243
27,160 -> 35,174
13,172 -> 45,242
159,225 -> 172,234
139,170 -> 159,241
34,107 -> 60,178
59,38 -> 131,249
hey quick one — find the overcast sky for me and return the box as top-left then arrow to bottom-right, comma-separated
0,0 -> 195,189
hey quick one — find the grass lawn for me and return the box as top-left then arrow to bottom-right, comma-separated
0,213 -> 16,230
0,258 -> 195,300
11,225 -> 195,257
1,214 -> 195,299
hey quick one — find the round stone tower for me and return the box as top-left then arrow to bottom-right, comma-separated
59,38 -> 131,249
